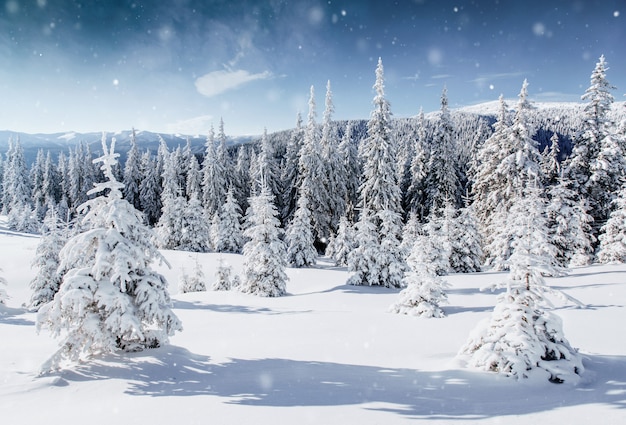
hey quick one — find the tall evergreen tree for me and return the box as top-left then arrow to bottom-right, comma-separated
213,187 -> 244,254
358,58 -> 402,214
37,135 -> 182,371
285,193 -> 318,268
240,187 -> 288,297
29,205 -> 67,311
326,214 -> 355,267
123,129 -> 142,210
597,184 -> 626,263
201,126 -> 227,217
425,87 -> 461,214
337,122 -> 360,217
139,150 -> 161,226
281,113 -> 304,223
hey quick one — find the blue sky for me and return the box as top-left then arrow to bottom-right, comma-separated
1,0 -> 624,136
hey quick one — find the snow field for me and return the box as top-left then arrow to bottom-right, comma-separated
2,232 -> 626,424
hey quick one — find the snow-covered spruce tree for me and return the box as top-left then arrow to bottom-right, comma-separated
423,209 -> 452,276
565,55 -> 615,191
376,208 -> 407,288
2,137 -> 31,215
29,205 -> 68,311
390,231 -> 450,317
405,109 -> 428,216
281,113 -> 304,224
253,129 -> 282,210
347,208 -> 382,286
449,203 -> 483,273
186,154 -> 203,201
459,195 -> 583,383
178,257 -> 206,294
350,58 -> 403,287
155,152 -> 187,250
359,58 -> 402,215
541,132 -> 561,186
425,87 -> 462,214
201,126 -> 227,218
139,150 -> 161,226
597,183 -> 626,263
471,95 -> 511,232
318,80 -> 347,238
179,194 -> 211,253
123,128 -> 142,210
212,257 -> 234,291
297,86 -> 326,242
285,193 -> 318,268
547,174 -> 595,267
37,135 -> 182,371
399,210 -> 424,260
213,187 -> 244,254
338,122 -> 361,216
240,186 -> 288,297
325,214 -> 355,267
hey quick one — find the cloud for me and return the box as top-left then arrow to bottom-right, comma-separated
195,69 -> 272,98
166,114 -> 214,136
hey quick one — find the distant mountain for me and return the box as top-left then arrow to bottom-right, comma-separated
0,129 -> 257,165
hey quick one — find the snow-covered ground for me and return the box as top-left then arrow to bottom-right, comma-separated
1,228 -> 625,424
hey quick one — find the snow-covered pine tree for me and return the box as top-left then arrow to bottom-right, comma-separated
325,214 -> 355,267
405,109 -> 428,216
2,137 -> 32,217
254,128 -> 282,207
318,80 -> 346,239
186,154 -> 202,201
541,132 -> 561,186
179,194 -> 211,253
399,210 -> 423,260
37,134 -> 182,371
201,126 -> 228,218
347,208 -> 382,286
213,187 -> 244,253
178,257 -> 206,293
337,122 -> 361,217
29,205 -> 67,311
425,87 -> 462,214
459,190 -> 583,383
281,113 -> 304,224
297,86 -> 326,242
422,208 -> 452,276
240,186 -> 288,297
390,231 -> 450,317
139,150 -> 161,226
155,152 -> 187,250
285,193 -> 318,268
123,129 -> 142,210
471,95 -> 511,232
449,202 -> 483,273
547,174 -> 595,267
376,208 -> 406,288
212,257 -> 234,291
597,183 -> 626,263
359,58 -> 402,215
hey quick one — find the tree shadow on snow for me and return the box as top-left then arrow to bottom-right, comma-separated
55,346 -> 626,420
172,300 -> 311,315
0,305 -> 34,326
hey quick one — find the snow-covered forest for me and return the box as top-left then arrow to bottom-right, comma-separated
2,55 -> 626,423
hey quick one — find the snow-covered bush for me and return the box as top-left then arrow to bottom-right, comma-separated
212,258 -> 234,291
178,257 -> 206,294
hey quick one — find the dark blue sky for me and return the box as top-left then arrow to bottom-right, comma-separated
1,0 -> 624,135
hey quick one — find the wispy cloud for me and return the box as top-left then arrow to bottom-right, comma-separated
166,114 -> 214,136
431,74 -> 452,80
467,72 -> 527,84
195,69 -> 272,98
